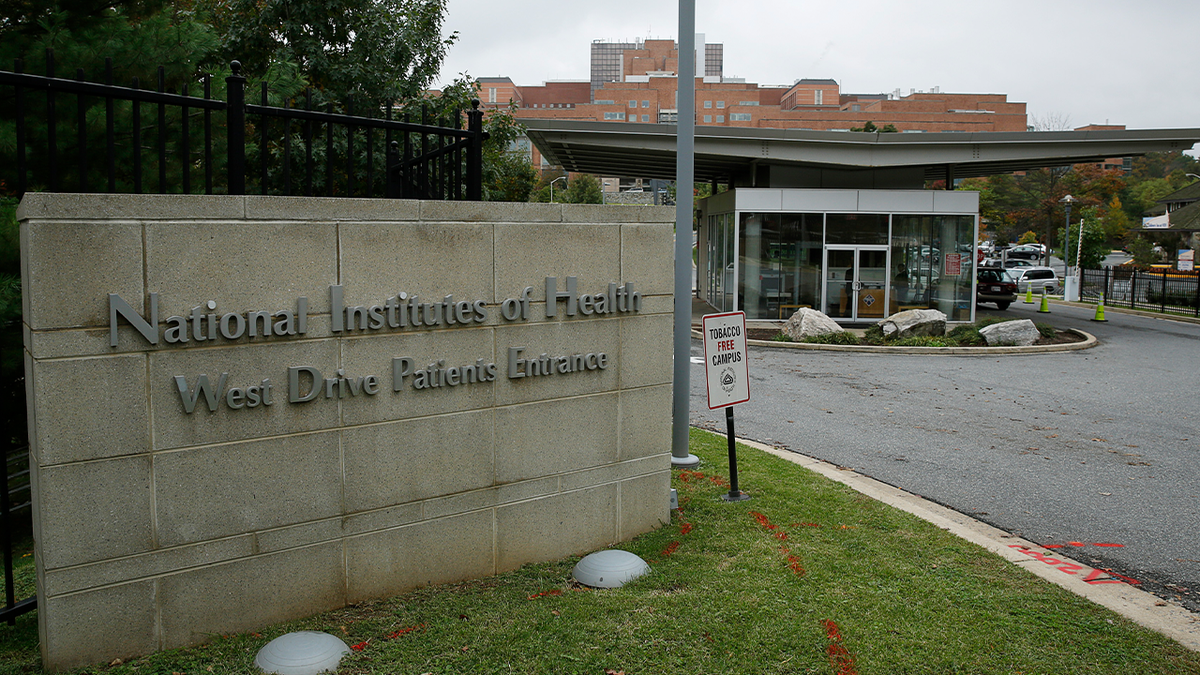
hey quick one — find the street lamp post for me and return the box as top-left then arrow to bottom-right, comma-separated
1059,195 -> 1079,282
549,176 -> 566,203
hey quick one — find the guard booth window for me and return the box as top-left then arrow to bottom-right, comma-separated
738,213 -> 823,320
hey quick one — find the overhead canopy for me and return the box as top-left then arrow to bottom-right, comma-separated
524,119 -> 1200,188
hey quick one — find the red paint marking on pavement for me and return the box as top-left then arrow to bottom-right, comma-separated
1068,541 -> 1085,547
1097,568 -> 1141,585
1043,544 -> 1063,549
1094,543 -> 1124,548
1007,544 -> 1140,586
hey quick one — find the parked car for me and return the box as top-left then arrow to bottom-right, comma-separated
1009,267 -> 1060,295
977,267 -> 1017,310
1001,259 -> 1036,269
1006,245 -> 1045,260
982,257 -> 1034,269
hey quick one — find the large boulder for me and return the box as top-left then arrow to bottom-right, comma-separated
980,319 -> 1041,346
878,309 -> 946,338
783,307 -> 845,341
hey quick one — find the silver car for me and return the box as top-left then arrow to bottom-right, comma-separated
1009,266 -> 1060,295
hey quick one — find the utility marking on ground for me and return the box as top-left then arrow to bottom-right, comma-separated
1043,541 -> 1124,549
1009,545 -> 1139,585
749,511 -> 806,577
822,619 -> 859,675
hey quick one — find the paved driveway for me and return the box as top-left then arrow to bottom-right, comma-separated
689,301 -> 1200,611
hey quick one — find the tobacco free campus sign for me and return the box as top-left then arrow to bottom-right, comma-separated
701,311 -> 750,409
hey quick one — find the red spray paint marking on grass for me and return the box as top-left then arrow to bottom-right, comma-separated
822,619 -> 859,675
527,589 -> 564,600
385,624 -> 426,639
661,541 -> 681,557
750,513 -> 804,577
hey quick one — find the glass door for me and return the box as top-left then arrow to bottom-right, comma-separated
823,245 -> 890,322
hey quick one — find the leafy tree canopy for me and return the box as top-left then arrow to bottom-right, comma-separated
850,121 -> 898,133
198,0 -> 456,107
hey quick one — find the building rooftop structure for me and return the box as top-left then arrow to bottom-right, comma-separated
523,119 -> 1200,189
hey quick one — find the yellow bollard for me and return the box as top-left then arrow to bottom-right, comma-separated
1037,287 -> 1050,313
1092,293 -> 1108,322
1024,285 -> 1034,304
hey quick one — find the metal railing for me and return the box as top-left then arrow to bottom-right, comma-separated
1,52 -> 485,201
1080,266 -> 1200,317
0,444 -> 32,625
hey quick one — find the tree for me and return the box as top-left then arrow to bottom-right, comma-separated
1058,207 -> 1110,269
1017,230 -> 1039,245
562,174 -> 602,204
850,121 -> 898,133
198,0 -> 456,108
1098,196 -> 1132,246
1128,236 -> 1158,267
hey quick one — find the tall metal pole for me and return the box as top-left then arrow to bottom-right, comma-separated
672,3 -> 699,467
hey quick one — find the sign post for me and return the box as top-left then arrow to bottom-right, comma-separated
702,312 -> 751,502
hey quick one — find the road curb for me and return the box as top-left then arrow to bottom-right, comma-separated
717,432 -> 1200,651
692,328 -> 1098,354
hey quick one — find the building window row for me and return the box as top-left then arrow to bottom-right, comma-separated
603,112 -> 624,120
730,113 -> 751,121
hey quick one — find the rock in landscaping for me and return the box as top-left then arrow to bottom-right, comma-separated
878,309 -> 946,338
979,319 -> 1041,346
783,307 -> 846,341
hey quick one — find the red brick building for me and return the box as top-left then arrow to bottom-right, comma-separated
478,39 -> 1028,181
481,39 -> 1027,133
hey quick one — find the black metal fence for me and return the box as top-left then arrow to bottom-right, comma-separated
1080,266 -> 1200,317
0,53 -> 485,201
0,445 -> 31,625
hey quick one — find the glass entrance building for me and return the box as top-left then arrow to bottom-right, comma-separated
699,188 -> 979,322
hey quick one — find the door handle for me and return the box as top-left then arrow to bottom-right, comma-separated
852,281 -> 862,292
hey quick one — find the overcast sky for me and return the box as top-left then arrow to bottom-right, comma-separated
436,0 -> 1198,149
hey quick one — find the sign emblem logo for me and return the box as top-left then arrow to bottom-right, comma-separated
720,367 -> 737,393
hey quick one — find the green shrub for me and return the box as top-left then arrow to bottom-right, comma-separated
945,324 -> 985,346
862,324 -> 885,344
887,336 -> 954,347
801,331 -> 862,345
1035,323 -> 1056,339
769,332 -> 794,342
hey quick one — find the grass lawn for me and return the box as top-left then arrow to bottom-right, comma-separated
3,428 -> 1199,674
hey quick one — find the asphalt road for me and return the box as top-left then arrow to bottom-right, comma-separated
689,301 -> 1200,611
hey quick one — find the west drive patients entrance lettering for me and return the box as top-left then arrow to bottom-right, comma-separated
107,276 -> 641,414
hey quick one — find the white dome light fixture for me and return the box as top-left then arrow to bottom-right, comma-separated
255,631 -> 352,675
572,550 -> 651,589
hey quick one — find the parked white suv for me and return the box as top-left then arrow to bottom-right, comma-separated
1009,267 -> 1060,295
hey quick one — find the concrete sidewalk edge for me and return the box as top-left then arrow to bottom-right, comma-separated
716,432 -> 1200,651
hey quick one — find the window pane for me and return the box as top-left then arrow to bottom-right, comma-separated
825,214 -> 887,245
